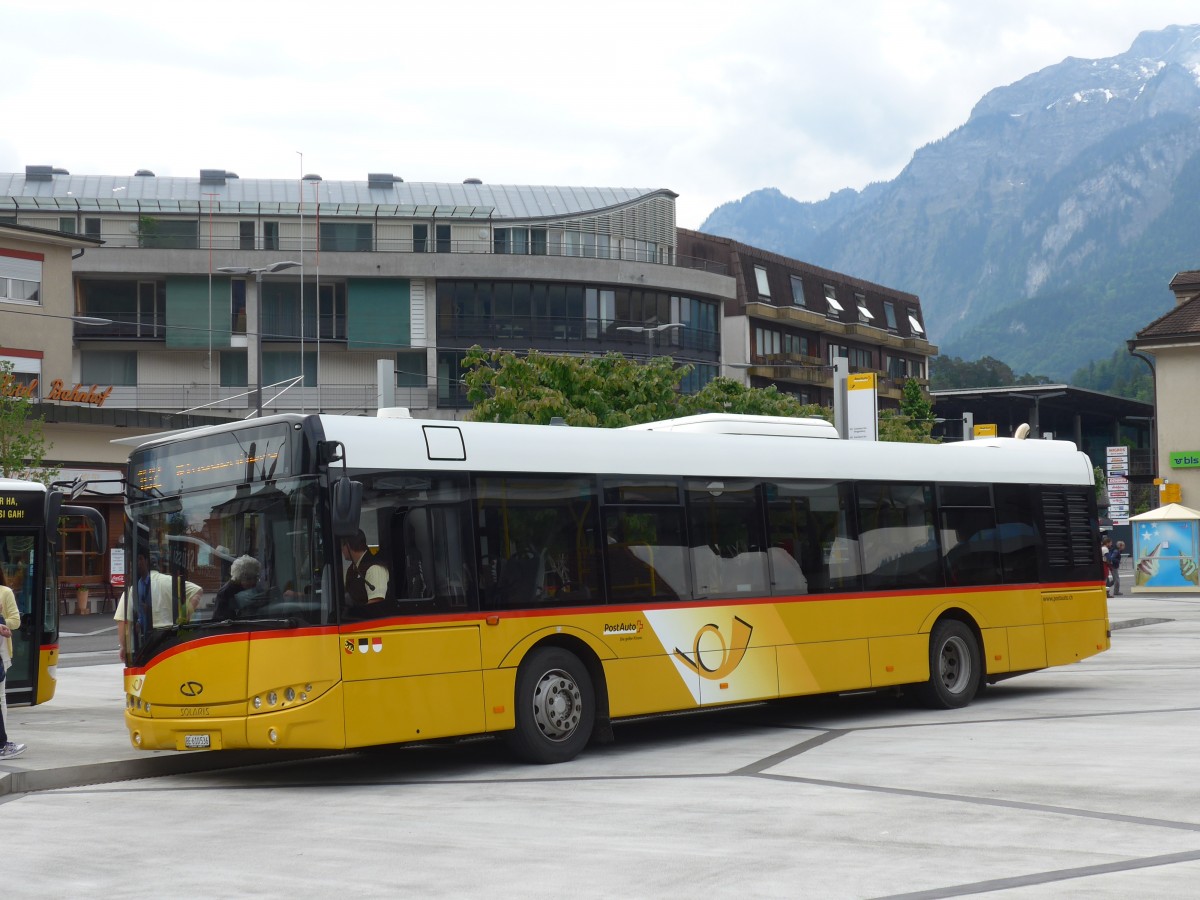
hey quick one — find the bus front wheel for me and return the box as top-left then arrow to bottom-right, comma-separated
507,647 -> 595,764
914,620 -> 981,709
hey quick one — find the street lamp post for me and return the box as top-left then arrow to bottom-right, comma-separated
216,261 -> 301,417
615,322 -> 684,359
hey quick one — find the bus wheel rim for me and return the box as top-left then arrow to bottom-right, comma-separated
531,668 -> 582,742
939,635 -> 971,694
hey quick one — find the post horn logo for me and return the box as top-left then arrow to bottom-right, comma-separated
673,616 -> 753,680
179,681 -> 204,697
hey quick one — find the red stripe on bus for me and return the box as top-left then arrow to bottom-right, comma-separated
129,625 -> 341,673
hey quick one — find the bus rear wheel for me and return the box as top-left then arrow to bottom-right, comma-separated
507,647 -> 595,764
914,620 -> 980,709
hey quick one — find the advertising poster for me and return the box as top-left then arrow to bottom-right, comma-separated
1134,519 -> 1200,590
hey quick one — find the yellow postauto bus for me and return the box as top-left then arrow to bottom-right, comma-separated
0,478 -> 104,706
120,412 -> 1109,763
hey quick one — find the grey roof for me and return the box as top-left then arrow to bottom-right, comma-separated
0,171 -> 675,221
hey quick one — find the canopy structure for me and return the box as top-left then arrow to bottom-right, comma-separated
1130,503 -> 1200,593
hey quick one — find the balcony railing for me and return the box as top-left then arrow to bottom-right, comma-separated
89,383 -> 430,416
73,228 -> 728,275
74,312 -> 347,342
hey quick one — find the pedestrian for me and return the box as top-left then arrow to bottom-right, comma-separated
1100,536 -> 1113,594
0,568 -> 26,759
113,547 -> 202,663
1109,540 -> 1125,596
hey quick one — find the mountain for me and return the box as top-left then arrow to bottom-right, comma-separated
700,25 -> 1200,380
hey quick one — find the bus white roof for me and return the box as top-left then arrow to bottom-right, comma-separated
311,414 -> 1095,487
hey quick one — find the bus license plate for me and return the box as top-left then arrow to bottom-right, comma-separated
184,734 -> 211,749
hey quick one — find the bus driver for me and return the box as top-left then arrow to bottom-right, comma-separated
342,530 -> 390,608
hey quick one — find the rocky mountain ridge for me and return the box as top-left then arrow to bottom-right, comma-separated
700,25 -> 1200,379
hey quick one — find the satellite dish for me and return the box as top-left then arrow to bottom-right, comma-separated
1014,423 -> 1031,440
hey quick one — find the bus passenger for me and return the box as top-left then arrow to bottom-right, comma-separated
342,530 -> 390,609
114,548 -> 202,663
212,555 -> 263,620
0,567 -> 24,758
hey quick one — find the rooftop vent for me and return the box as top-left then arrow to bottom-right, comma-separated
25,165 -> 55,181
199,169 -> 227,185
303,173 -> 322,181
134,169 -> 155,177
225,171 -> 239,179
463,177 -> 482,185
52,167 -> 70,175
368,173 -> 400,188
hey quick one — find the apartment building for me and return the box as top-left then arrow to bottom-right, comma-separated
678,229 -> 936,407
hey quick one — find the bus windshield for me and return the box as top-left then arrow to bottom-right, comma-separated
125,475 -> 330,659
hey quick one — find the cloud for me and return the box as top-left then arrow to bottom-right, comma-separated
3,0 -> 1197,227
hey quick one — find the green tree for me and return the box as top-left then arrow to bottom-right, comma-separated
886,378 -> 939,443
678,377 -> 829,420
0,361 -> 58,483
462,349 -> 829,427
462,348 -> 684,427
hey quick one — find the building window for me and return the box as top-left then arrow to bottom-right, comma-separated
84,218 -> 101,239
847,346 -> 873,370
319,222 -> 372,252
907,312 -> 925,335
883,301 -> 897,330
220,351 -> 247,387
494,228 -> 548,256
754,266 -> 770,298
413,224 -> 428,253
81,351 -> 137,386
263,221 -> 280,251
239,221 -> 255,251
231,280 -> 247,334
396,351 -> 427,388
138,217 -> 198,249
790,275 -> 806,306
264,349 -> 317,387
0,250 -> 42,305
855,293 -> 873,324
436,225 -> 451,253
824,284 -> 844,315
58,217 -> 76,234
495,228 -> 527,255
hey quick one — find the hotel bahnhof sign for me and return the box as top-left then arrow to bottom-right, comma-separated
1,375 -> 114,407
1170,452 -> 1200,469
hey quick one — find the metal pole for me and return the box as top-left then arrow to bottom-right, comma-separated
254,271 -> 264,417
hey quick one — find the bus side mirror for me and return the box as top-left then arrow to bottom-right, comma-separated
330,477 -> 362,538
61,505 -> 108,553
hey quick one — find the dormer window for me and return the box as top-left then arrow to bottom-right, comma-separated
855,293 -> 873,323
883,300 -> 897,330
824,284 -> 843,315
908,313 -> 925,335
754,266 -> 770,298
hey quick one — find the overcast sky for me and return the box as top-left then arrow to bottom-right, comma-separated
3,1 -> 1197,228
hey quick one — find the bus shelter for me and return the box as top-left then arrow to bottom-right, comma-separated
1130,503 -> 1200,593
